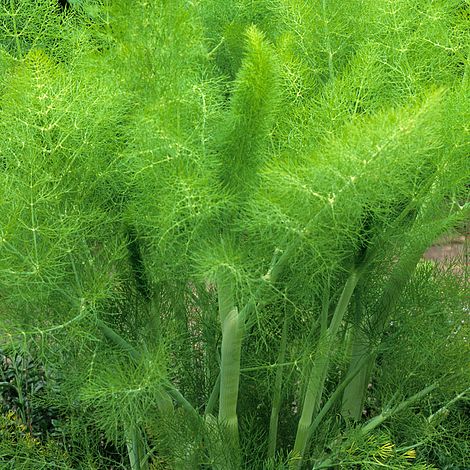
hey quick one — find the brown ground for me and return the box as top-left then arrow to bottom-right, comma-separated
423,234 -> 468,277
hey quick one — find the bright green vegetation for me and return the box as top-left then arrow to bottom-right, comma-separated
0,1 -> 469,469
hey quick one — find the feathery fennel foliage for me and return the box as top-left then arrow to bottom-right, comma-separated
0,0 -> 468,468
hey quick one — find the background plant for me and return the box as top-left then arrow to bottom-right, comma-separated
0,0 -> 468,469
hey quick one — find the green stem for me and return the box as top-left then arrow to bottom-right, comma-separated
166,385 -> 198,420
307,353 -> 371,441
219,307 -> 243,450
98,320 -> 186,468
217,268 -> 235,325
341,341 -> 370,420
237,235 -> 303,328
205,372 -> 221,416
237,245 -> 292,326
217,269 -> 243,465
208,245 -> 298,464
339,169 -> 455,418
342,246 -> 424,420
291,270 -> 359,468
126,425 -> 146,470
341,300 -> 370,420
267,314 -> 290,459
98,320 -> 198,418
96,319 -> 141,363
342,287 -> 362,364
427,386 -> 469,425
320,283 -> 330,336
360,382 -> 438,435
314,383 -> 438,469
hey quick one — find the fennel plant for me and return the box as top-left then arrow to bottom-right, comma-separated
0,0 -> 468,468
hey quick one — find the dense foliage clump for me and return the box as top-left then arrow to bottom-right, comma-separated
0,1 -> 468,468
